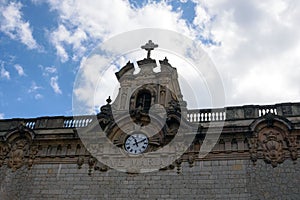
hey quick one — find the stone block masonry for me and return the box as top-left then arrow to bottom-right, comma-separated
1,159 -> 299,199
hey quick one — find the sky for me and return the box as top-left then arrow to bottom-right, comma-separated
0,0 -> 300,119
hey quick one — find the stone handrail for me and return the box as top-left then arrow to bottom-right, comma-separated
0,102 -> 299,130
187,108 -> 226,122
0,116 -> 95,130
25,120 -> 36,129
63,116 -> 94,128
187,102 -> 300,123
258,105 -> 277,116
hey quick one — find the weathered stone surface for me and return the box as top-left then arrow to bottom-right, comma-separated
0,160 -> 299,199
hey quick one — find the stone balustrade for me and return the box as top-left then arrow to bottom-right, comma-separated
187,102 -> 300,122
187,108 -> 226,122
0,102 -> 299,130
0,116 -> 94,131
63,116 -> 94,128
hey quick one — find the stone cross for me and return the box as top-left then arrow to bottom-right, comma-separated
141,40 -> 158,59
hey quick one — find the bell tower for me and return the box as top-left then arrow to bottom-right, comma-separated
98,40 -> 187,154
113,40 -> 186,114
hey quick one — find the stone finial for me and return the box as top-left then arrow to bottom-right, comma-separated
106,96 -> 112,104
141,40 -> 158,59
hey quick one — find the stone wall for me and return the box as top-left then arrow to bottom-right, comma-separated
1,102 -> 299,199
1,159 -> 299,200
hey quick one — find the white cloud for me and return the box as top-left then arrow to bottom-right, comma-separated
0,113 -> 4,119
28,82 -> 44,99
50,24 -> 87,62
50,76 -> 62,94
28,81 -> 42,93
14,64 -> 25,76
73,54 -> 116,114
47,0 -> 194,62
193,0 -> 300,105
0,2 -> 39,49
38,65 -> 62,95
39,65 -> 57,76
34,93 -> 43,100
1,64 -> 10,80
45,66 -> 57,74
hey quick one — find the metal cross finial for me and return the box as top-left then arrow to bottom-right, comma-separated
141,40 -> 158,59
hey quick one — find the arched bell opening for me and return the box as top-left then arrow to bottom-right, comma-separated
135,90 -> 152,113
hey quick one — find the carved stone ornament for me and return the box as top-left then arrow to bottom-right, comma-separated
259,128 -> 285,167
249,114 -> 297,167
7,139 -> 29,171
167,99 -> 181,114
287,136 -> 298,162
28,145 -> 39,169
0,123 -> 38,171
249,138 -> 258,164
97,96 -> 113,130
0,143 -> 10,167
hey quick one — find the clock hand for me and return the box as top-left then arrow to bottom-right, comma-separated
133,137 -> 139,146
137,138 -> 147,144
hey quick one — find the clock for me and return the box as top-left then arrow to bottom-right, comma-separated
125,132 -> 149,154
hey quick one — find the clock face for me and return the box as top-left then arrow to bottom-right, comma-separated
125,133 -> 149,154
